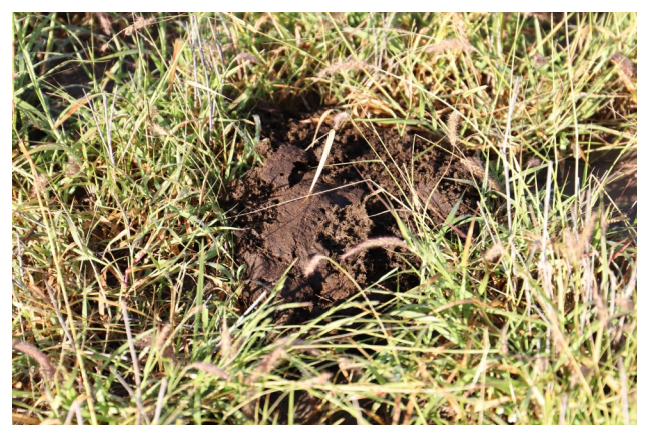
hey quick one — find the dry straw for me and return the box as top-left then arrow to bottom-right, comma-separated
302,110 -> 350,204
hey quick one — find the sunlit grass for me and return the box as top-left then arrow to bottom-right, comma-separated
12,12 -> 636,425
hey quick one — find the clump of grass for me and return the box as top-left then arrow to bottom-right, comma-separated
12,12 -> 636,425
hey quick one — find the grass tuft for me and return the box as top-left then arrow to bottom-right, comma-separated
12,12 -> 636,425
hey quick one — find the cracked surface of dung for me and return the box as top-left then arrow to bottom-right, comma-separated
222,108 -> 482,324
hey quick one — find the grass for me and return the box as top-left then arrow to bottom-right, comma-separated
12,12 -> 636,424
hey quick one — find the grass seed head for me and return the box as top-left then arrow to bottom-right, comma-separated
483,242 -> 506,263
317,59 -> 373,78
447,110 -> 461,147
611,53 -> 634,79
95,12 -> 112,35
153,323 -> 172,350
304,254 -> 327,277
31,173 -> 48,197
149,123 -> 170,136
532,54 -> 549,67
189,362 -> 229,379
12,339 -> 61,382
333,112 -> 350,130
460,156 -> 502,192
298,372 -> 333,388
235,52 -> 259,65
425,38 -> 473,54
125,16 -> 156,36
65,156 -> 81,177
340,237 -> 408,260
526,157 -> 542,168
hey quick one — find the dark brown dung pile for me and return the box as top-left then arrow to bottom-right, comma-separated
221,108 -> 482,324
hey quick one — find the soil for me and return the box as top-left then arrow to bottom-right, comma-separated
221,108 -> 484,324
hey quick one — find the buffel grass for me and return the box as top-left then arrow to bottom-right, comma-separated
12,13 -> 636,424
